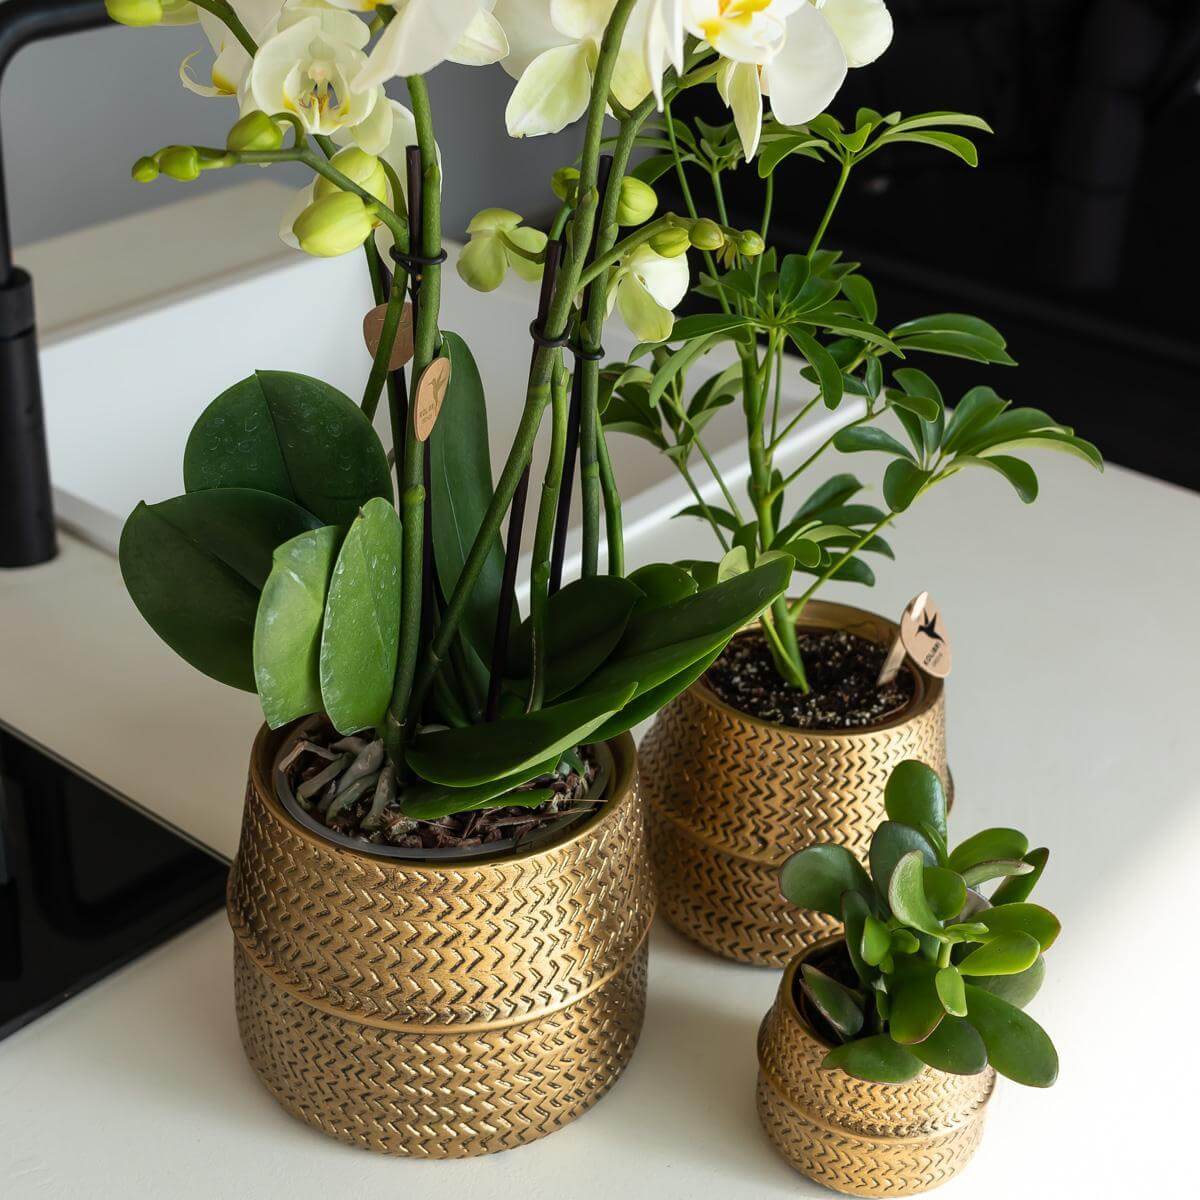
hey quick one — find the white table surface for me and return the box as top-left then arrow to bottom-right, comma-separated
2,431 -> 1197,1195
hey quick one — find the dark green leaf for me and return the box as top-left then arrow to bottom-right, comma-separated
842,890 -> 874,984
895,330 -> 1016,365
911,1014 -> 987,1075
668,313 -> 756,342
832,425 -> 915,460
869,820 -> 938,899
757,134 -> 827,176
407,684 -> 636,787
890,965 -> 945,1044
183,371 -> 391,526
861,915 -> 892,966
885,760 -> 948,844
977,904 -> 1060,952
941,386 -> 1009,454
787,326 -> 843,410
631,153 -> 676,184
319,497 -> 402,734
626,563 -> 698,614
801,965 -> 865,1039
975,956 -> 1045,1009
778,254 -> 811,306
891,313 -> 1006,346
883,459 -> 931,512
430,332 -> 515,658
792,474 -> 862,521
949,827 -> 1029,874
924,866 -> 967,921
508,576 -> 641,701
959,932 -> 1041,977
402,759 -> 557,821
119,488 -> 321,692
780,844 -> 872,917
875,129 -> 980,166
960,859 -> 1035,888
840,275 -> 877,323
673,503 -> 739,532
963,984 -> 1058,1086
953,455 -> 1039,504
253,525 -> 340,728
821,1034 -> 923,1083
648,335 -> 720,406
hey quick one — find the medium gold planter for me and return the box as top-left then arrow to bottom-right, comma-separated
227,725 -> 652,1158
757,943 -> 994,1196
641,600 -> 949,967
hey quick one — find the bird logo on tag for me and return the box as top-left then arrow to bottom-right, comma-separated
877,592 -> 952,685
413,357 -> 451,442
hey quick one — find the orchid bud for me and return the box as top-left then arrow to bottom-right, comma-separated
315,148 -> 389,206
106,0 -> 197,25
617,177 -> 658,226
649,226 -> 691,259
737,230 -> 766,257
227,111 -> 284,154
131,156 -> 160,184
551,166 -> 579,204
689,218 -> 725,252
158,145 -> 200,182
293,192 -> 375,258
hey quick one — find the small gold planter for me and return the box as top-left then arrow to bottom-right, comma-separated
641,600 -> 949,967
757,942 -> 994,1196
227,725 -> 652,1158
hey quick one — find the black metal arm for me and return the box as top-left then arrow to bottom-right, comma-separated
1,1 -> 112,568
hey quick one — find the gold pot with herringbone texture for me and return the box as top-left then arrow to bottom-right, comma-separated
757,944 -> 994,1196
227,725 -> 652,1158
641,600 -> 948,967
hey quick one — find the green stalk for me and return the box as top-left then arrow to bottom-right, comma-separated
595,423 -> 624,575
192,0 -> 256,56
809,158 -> 852,256
527,358 -> 571,711
361,266 -> 410,420
385,75 -> 442,762
788,512 -> 897,622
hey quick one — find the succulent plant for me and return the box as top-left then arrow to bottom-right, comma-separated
780,760 -> 1058,1087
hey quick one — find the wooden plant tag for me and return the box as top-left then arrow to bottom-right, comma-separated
877,592 -> 952,686
362,302 -> 415,370
413,357 -> 452,442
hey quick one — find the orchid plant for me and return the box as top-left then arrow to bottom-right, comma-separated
106,0 -> 816,836
780,760 -> 1059,1088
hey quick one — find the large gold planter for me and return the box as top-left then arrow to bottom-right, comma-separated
226,725 -> 652,1158
757,944 -> 994,1196
641,600 -> 948,967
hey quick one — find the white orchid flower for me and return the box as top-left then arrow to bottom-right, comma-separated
642,0 -> 684,106
457,210 -> 548,291
179,0 -> 281,98
336,2 -> 508,89
717,58 -> 762,160
497,0 -> 656,138
684,0 -> 799,64
607,243 -> 689,342
248,5 -> 393,152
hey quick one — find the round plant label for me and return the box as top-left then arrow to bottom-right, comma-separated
899,591 -> 951,679
413,357 -> 452,442
362,301 -> 415,370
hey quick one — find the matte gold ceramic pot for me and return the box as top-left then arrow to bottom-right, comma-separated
757,941 -> 994,1196
640,600 -> 949,967
227,725 -> 652,1158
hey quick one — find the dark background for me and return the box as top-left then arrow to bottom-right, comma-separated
674,0 -> 1200,489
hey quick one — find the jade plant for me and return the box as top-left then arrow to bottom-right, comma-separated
600,88 -> 1103,691
780,760 -> 1059,1087
106,0 -> 801,843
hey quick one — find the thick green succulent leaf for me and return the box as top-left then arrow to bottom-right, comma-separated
884,761 -> 947,848
253,526 -> 341,728
869,820 -> 938,900
888,850 -> 946,937
508,576 -> 642,700
183,371 -> 392,526
841,890 -> 874,984
975,956 -> 1045,1009
821,1034 -> 924,1083
626,563 -> 698,613
406,684 -> 637,787
120,488 -> 322,692
801,965 -> 865,1039
923,866 -> 967,921
948,827 -> 1029,874
959,932 -> 1041,977
911,1015 -> 987,1075
889,963 -> 945,1044
429,331 -> 514,657
963,984 -> 1058,1086
976,903 -> 1060,952
781,845 -> 872,918
961,859 -> 1034,888
935,965 -> 968,1016
991,847 -> 1049,905
318,498 -> 402,734
861,915 -> 892,967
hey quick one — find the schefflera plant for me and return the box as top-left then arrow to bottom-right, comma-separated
780,760 -> 1059,1088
